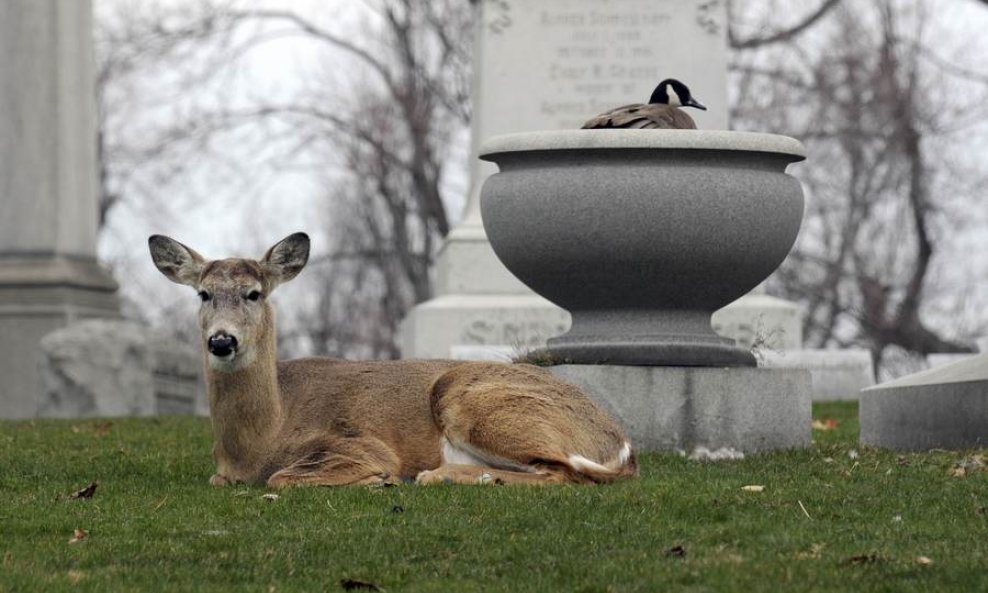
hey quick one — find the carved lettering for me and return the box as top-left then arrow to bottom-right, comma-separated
459,320 -> 569,348
529,4 -> 675,127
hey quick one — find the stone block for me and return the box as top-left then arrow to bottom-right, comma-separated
759,349 -> 874,401
38,319 -> 202,417
860,353 -> 988,450
400,294 -> 570,359
550,364 -> 811,452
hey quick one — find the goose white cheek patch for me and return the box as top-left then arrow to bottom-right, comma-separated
666,83 -> 682,106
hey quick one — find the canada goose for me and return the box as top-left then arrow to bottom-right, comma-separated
581,79 -> 707,130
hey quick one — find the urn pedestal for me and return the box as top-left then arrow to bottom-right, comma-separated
480,130 -> 806,367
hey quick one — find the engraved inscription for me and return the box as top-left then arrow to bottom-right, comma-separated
696,0 -> 723,36
460,319 -> 569,349
532,5 -> 674,127
486,0 -> 513,34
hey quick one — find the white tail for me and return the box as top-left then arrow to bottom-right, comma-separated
149,233 -> 637,488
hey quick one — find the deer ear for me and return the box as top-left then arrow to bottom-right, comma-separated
261,232 -> 310,288
148,235 -> 206,286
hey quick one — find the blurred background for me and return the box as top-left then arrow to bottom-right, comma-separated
92,0 -> 988,379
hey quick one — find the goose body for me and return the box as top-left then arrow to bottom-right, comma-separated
582,79 -> 706,130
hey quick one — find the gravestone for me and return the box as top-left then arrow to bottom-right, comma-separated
0,0 -> 120,418
861,353 -> 988,450
759,349 -> 874,401
401,0 -> 736,358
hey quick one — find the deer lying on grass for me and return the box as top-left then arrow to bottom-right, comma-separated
149,232 -> 636,487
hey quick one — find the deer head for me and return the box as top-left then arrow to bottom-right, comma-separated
149,233 -> 310,372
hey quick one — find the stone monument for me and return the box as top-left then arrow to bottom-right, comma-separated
401,0 -> 734,359
0,0 -> 120,418
0,1 -> 203,418
401,0 -> 813,452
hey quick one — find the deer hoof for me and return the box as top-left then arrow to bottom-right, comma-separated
415,469 -> 453,485
209,474 -> 232,487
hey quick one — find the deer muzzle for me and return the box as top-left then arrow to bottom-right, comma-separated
207,332 -> 238,358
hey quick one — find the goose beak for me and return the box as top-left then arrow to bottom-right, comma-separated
686,97 -> 707,111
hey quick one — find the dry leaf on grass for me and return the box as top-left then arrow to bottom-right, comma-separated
340,578 -> 382,591
741,485 -> 765,492
915,556 -> 934,566
67,570 -> 84,583
811,418 -> 839,431
70,482 -> 98,499
68,528 -> 88,545
93,421 -> 113,436
950,454 -> 986,478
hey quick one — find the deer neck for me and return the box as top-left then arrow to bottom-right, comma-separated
204,310 -> 283,473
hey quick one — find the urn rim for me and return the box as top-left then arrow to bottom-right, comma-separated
479,129 -> 806,163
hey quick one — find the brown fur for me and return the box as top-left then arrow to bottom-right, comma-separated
149,233 -> 637,488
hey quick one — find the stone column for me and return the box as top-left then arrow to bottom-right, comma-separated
400,0 -> 731,359
0,0 -> 119,418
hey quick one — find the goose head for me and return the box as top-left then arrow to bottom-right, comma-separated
649,79 -> 707,111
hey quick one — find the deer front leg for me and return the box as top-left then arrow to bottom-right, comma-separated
416,464 -> 569,486
266,437 -> 403,489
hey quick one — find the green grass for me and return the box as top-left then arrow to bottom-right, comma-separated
1,402 -> 986,592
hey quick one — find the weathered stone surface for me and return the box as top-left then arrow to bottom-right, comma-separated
0,0 -> 120,418
550,364 -> 811,452
38,320 -> 202,418
760,349 -> 874,401
860,353 -> 988,450
400,294 -> 569,359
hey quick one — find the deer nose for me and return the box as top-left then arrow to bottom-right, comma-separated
207,332 -> 238,357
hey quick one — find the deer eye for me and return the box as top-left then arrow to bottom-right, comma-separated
246,290 -> 262,302
198,291 -> 211,302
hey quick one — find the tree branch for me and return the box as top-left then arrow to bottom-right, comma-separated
730,0 -> 842,50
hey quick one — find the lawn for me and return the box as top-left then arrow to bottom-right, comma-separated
1,402 -> 986,592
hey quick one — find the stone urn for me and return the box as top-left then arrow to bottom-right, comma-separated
479,130 -> 806,367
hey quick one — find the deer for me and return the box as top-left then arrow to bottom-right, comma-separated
148,232 -> 637,488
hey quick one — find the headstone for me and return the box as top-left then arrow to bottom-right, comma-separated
400,0 -> 731,358
860,353 -> 988,450
0,0 -> 119,418
927,353 -> 976,368
759,349 -> 874,401
38,320 -> 203,418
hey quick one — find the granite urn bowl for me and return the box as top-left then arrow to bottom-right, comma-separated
479,130 -> 806,367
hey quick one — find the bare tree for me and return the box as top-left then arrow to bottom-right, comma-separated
732,0 -> 988,374
728,0 -> 842,50
94,0 -> 474,359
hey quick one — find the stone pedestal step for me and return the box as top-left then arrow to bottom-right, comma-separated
550,364 -> 811,453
